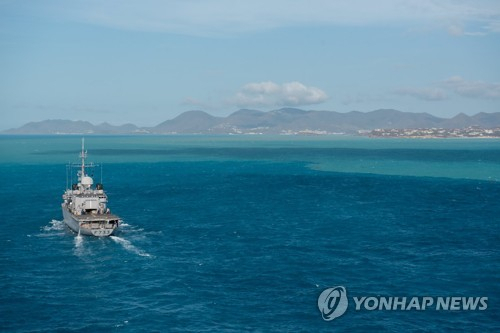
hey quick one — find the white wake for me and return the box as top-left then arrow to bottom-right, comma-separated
73,232 -> 89,257
74,231 -> 83,247
36,220 -> 67,238
41,220 -> 65,232
110,236 -> 151,257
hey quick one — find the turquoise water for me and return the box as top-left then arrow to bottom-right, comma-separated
2,135 -> 500,180
0,135 -> 499,332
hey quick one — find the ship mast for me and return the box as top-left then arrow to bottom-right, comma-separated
80,138 -> 87,178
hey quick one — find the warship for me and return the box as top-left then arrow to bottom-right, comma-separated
62,139 -> 120,236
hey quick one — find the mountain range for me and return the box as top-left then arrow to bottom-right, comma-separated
3,108 -> 500,135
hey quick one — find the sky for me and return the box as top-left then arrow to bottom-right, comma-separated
1,0 -> 500,129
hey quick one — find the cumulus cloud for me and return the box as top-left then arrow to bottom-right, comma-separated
443,76 -> 500,99
394,87 -> 447,101
233,81 -> 328,108
29,0 -> 500,36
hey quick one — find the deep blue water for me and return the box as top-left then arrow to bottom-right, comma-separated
0,136 -> 499,332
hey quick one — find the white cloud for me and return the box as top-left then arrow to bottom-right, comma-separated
233,81 -> 328,108
393,77 -> 500,101
31,0 -> 500,36
443,76 -> 500,99
447,24 -> 464,36
394,87 -> 447,101
486,20 -> 500,33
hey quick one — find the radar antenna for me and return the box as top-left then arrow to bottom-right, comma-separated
80,138 -> 87,177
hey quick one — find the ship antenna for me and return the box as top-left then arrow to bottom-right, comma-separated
80,137 -> 87,177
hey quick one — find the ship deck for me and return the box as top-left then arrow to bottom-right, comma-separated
72,213 -> 120,222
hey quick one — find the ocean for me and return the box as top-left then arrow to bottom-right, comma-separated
0,135 -> 499,332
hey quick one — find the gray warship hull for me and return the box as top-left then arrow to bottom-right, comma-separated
62,205 -> 119,237
61,139 -> 121,237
